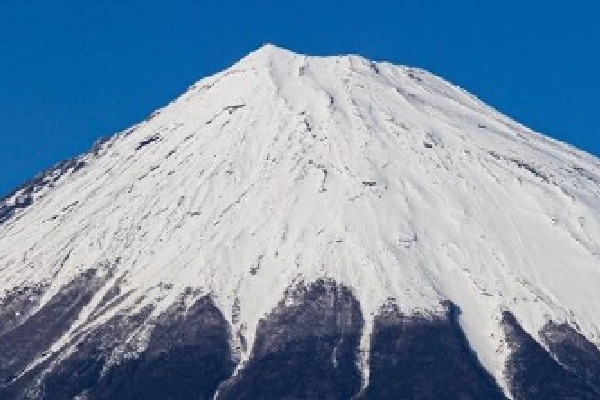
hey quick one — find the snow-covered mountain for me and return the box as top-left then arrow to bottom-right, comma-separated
1,45 -> 600,400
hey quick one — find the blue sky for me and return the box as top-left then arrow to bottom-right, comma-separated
1,1 -> 598,196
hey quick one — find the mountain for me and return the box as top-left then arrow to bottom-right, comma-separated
1,44 -> 600,400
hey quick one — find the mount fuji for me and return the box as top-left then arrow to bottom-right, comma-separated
1,45 -> 600,399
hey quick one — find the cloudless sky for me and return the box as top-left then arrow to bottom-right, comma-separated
1,1 -> 598,196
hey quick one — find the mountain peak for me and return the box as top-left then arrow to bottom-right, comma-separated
256,43 -> 294,54
1,47 -> 600,399
237,43 -> 300,66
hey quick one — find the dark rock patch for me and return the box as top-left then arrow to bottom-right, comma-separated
488,151 -> 550,183
0,269 -> 102,388
135,135 -> 161,151
37,306 -> 154,400
0,158 -> 86,224
3,294 -> 234,400
407,70 -> 423,82
369,61 -> 380,75
502,312 -> 600,399
539,321 -> 600,395
88,295 -> 234,400
217,279 -> 364,400
223,104 -> 246,114
0,283 -> 47,336
360,301 -> 507,400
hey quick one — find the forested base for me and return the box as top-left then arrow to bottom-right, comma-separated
502,312 -> 600,399
540,321 -> 600,395
1,291 -> 235,400
359,302 -> 507,400
216,279 -> 364,400
3,278 -> 600,400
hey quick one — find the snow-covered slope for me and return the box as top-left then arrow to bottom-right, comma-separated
1,45 -> 600,399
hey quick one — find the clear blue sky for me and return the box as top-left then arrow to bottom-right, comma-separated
1,1 -> 598,196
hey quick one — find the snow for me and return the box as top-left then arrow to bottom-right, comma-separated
1,44 -> 600,395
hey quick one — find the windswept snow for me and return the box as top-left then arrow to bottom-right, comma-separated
1,44 -> 600,392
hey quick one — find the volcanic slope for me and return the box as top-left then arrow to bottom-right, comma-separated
1,45 -> 600,399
